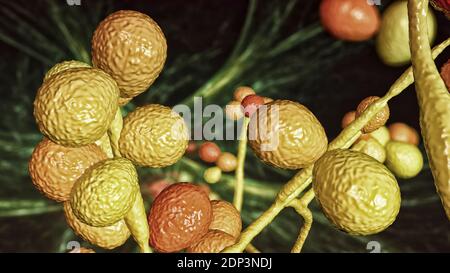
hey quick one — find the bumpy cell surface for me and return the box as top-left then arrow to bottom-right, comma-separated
92,10 -> 167,98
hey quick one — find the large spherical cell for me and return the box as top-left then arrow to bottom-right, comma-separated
29,138 -> 107,202
320,0 -> 380,41
148,183 -> 212,253
119,104 -> 189,168
313,149 -> 401,235
33,68 -> 119,147
248,100 -> 328,169
92,10 -> 167,98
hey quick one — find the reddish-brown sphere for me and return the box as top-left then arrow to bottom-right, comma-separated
186,141 -> 197,154
148,183 -> 212,253
388,123 -> 420,146
241,95 -> 264,117
320,0 -> 380,41
198,142 -> 221,163
341,111 -> 356,128
440,59 -> 450,90
356,96 -> 390,133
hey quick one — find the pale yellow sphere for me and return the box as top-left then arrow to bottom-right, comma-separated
119,104 -> 189,168
313,149 -> 401,235
64,202 -> 130,249
34,68 -> 119,147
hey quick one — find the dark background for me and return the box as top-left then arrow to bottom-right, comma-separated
0,0 -> 449,252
